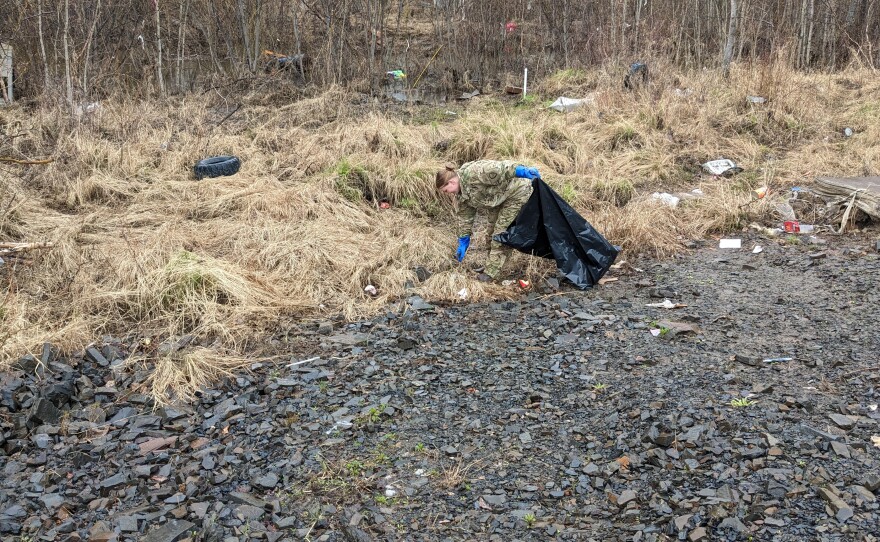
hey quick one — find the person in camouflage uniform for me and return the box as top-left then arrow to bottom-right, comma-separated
436,160 -> 541,282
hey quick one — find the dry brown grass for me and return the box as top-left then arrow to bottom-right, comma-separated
1,60 -> 878,400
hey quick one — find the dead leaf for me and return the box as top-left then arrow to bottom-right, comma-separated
872,435 -> 880,449
616,456 -> 631,469
599,277 -> 619,285
477,497 -> 492,510
646,299 -> 687,309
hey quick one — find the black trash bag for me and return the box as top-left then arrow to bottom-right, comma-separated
494,179 -> 619,289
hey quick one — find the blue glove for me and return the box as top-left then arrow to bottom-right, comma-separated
515,165 -> 541,180
455,235 -> 471,262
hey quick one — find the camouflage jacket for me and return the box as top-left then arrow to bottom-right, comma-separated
455,160 -> 531,237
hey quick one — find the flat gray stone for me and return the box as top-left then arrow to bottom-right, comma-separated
141,520 -> 195,542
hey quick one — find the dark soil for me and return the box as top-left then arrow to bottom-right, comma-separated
2,231 -> 879,542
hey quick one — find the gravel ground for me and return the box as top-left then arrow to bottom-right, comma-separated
2,231 -> 879,542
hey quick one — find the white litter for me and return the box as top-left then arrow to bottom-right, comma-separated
646,299 -> 678,309
651,192 -> 680,208
752,245 -> 763,254
746,95 -> 766,104
287,356 -> 320,368
364,284 -> 378,296
549,96 -> 590,113
702,159 -> 739,176
719,239 -> 742,249
458,288 -> 468,300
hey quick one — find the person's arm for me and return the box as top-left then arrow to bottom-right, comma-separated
456,200 -> 477,238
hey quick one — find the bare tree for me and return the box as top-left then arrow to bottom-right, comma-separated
722,0 -> 739,78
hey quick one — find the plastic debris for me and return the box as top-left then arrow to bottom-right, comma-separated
783,221 -> 800,233
746,96 -> 766,104
518,279 -> 530,289
646,299 -> 686,309
505,21 -> 518,33
844,127 -> 853,137
386,70 -> 406,81
763,357 -> 793,363
751,186 -> 768,199
548,96 -> 589,113
775,203 -> 797,222
364,284 -> 378,296
457,288 -> 468,300
651,192 -> 680,208
752,245 -> 763,254
501,280 -> 515,287
702,159 -> 743,176
719,239 -> 742,249
379,199 -> 391,209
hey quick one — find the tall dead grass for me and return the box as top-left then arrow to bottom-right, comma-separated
1,60 -> 878,399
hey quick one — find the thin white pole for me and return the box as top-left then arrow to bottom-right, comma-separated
523,67 -> 528,98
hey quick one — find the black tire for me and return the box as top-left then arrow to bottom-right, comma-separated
194,155 -> 241,180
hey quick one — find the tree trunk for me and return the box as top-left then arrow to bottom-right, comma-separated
155,0 -> 166,94
237,0 -> 253,72
63,0 -> 73,110
38,0 -> 49,89
82,0 -> 103,97
722,0 -> 739,78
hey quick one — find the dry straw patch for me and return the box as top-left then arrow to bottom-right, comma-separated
1,61 -> 878,399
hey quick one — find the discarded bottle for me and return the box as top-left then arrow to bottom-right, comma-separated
783,220 -> 800,233
799,224 -> 815,233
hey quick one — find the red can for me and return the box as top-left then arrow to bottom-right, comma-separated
783,220 -> 800,233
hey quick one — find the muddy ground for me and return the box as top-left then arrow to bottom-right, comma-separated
1,229 -> 879,542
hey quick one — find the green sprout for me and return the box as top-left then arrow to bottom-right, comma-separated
730,397 -> 756,407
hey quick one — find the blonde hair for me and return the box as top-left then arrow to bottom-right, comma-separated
435,162 -> 457,189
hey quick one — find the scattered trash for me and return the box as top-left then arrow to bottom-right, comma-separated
783,221 -> 800,233
775,202 -> 797,222
813,176 -> 880,221
501,280 -> 515,287
751,186 -> 768,199
650,329 -> 661,337
844,127 -> 854,137
386,70 -> 406,81
719,239 -> 742,249
746,96 -> 766,104
378,199 -> 391,209
651,192 -> 680,208
457,288 -> 468,300
364,285 -> 378,297
763,357 -> 793,363
445,110 -> 457,116
623,62 -> 649,90
287,356 -> 320,368
646,299 -> 686,309
752,245 -> 763,254
459,89 -> 480,100
548,96 -> 589,113
74,101 -> 102,116
872,435 -> 880,449
799,224 -> 815,233
193,155 -> 241,180
673,88 -> 694,98
691,188 -> 704,196
504,21 -> 518,33
609,260 -> 644,274
702,159 -> 743,177
518,279 -> 530,289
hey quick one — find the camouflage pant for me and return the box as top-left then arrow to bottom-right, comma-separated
484,181 -> 533,278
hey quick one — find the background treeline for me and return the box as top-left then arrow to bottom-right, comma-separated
2,0 -> 879,100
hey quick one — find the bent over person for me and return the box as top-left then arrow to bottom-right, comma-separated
436,160 -> 541,282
